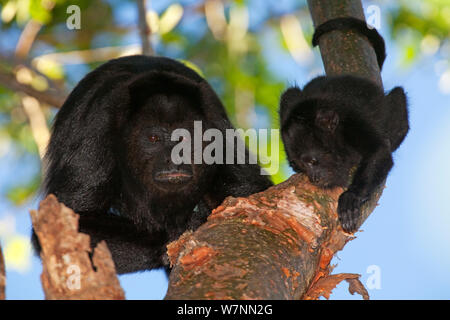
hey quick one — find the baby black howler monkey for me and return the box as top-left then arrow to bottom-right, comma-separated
280,18 -> 409,233
34,55 -> 272,274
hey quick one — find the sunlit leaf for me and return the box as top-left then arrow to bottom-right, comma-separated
4,235 -> 32,273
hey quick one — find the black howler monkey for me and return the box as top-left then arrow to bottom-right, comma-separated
34,55 -> 272,274
280,18 -> 409,233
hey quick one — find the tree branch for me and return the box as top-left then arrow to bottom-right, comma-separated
21,96 -> 51,158
307,0 -> 382,87
0,53 -> 66,92
137,0 -> 154,56
30,195 -> 125,300
0,70 -> 66,108
165,174 -> 374,299
15,20 -> 43,59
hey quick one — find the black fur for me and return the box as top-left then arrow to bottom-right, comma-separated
312,17 -> 386,70
34,55 -> 272,274
280,75 -> 409,232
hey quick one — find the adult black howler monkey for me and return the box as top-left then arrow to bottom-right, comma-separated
34,55 -> 272,274
280,18 -> 409,233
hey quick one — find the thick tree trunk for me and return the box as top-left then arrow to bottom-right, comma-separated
30,195 -> 125,300
307,0 -> 382,87
165,174 -> 373,299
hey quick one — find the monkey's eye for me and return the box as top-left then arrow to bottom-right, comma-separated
148,135 -> 160,143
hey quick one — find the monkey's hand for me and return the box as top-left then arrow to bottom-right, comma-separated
337,190 -> 365,233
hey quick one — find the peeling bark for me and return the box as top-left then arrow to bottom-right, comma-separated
30,195 -> 125,300
0,245 -> 5,300
165,174 -> 376,300
305,273 -> 369,300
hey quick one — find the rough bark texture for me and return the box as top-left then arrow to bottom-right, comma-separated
165,174 -> 374,299
30,195 -> 125,300
307,0 -> 383,87
0,245 -> 5,300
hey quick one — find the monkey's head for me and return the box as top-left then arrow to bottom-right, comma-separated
280,88 -> 361,188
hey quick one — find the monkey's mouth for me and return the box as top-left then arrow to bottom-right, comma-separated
154,169 -> 193,184
306,173 -> 336,189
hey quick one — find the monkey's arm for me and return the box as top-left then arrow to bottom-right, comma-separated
77,214 -> 169,274
338,132 -> 393,232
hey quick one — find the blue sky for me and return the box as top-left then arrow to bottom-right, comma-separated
0,0 -> 449,299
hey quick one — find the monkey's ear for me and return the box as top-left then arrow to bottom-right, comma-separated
315,109 -> 339,133
280,87 -> 303,124
385,86 -> 409,150
280,87 -> 303,113
386,86 -> 407,107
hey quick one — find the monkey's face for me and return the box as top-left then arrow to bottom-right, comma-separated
123,92 -> 217,203
282,109 -> 358,189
